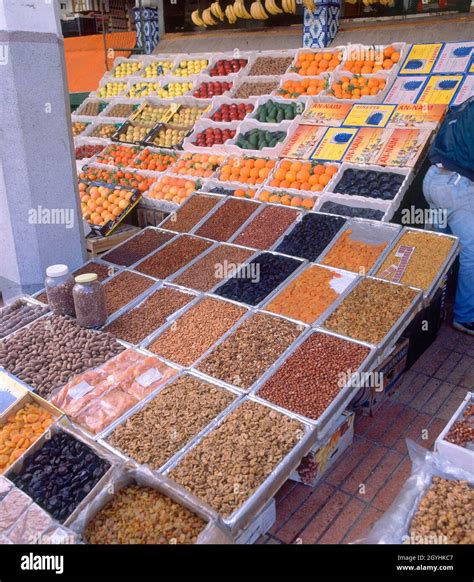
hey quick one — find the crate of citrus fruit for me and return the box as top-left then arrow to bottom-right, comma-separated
289,49 -> 343,76
341,43 -> 405,75
268,159 -> 339,194
79,182 -> 141,236
327,72 -> 389,102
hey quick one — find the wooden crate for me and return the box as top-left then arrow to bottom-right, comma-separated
136,206 -> 169,228
85,224 -> 141,258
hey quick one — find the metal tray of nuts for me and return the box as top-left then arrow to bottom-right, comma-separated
156,192 -> 226,234
318,275 -> 424,359
251,326 -> 379,440
101,281 -> 201,345
5,419 -> 120,527
163,395 -> 317,535
99,370 -> 243,473
190,308 -> 309,393
371,227 -> 460,306
0,295 -> 51,341
138,294 -> 250,368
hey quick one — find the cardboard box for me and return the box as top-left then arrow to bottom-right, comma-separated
289,411 -> 354,487
235,498 -> 276,544
435,392 -> 473,473
351,338 -> 409,416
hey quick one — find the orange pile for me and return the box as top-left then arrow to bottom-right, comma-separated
96,144 -> 139,167
78,167 -> 154,191
330,76 -> 386,100
134,149 -> 177,172
321,229 -> 388,274
80,184 -> 135,226
266,265 -> 342,324
268,160 -> 338,192
218,157 -> 276,185
259,190 -> 314,209
173,153 -> 226,178
148,175 -> 196,204
293,50 -> 343,76
0,402 -> 54,473
343,46 -> 401,74
277,77 -> 327,98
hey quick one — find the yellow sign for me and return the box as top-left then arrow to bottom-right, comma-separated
400,43 -> 443,75
416,75 -> 463,105
310,127 -> 358,162
344,127 -> 391,165
343,104 -> 395,128
280,124 -> 326,159
388,104 -> 447,129
377,128 -> 432,168
301,103 -> 352,126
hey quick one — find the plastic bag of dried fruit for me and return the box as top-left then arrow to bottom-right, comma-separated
358,439 -> 474,544
69,465 -> 233,544
50,349 -> 179,435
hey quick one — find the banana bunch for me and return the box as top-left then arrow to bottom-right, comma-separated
264,0 -> 283,14
210,1 -> 225,20
302,0 -> 315,10
225,3 -> 238,23
202,7 -> 218,24
191,9 -> 206,26
234,0 -> 252,18
282,0 -> 296,13
250,0 -> 268,19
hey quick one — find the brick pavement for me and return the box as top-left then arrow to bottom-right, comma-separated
258,321 -> 473,544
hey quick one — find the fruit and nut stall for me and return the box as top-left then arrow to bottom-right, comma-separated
0,41 -> 473,545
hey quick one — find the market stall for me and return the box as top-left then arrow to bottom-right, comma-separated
0,40 -> 472,545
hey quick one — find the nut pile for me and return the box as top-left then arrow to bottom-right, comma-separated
104,287 -> 194,344
324,278 -> 418,345
173,244 -> 253,292
103,229 -> 174,267
319,201 -> 386,221
168,400 -> 303,517
234,81 -> 279,99
161,195 -> 220,233
197,313 -> 302,389
195,198 -> 259,241
248,56 -> 293,76
409,477 -> 473,544
258,332 -> 370,420
107,375 -> 235,468
0,300 -> 49,339
11,432 -> 110,522
0,402 -> 54,473
84,485 -> 206,544
52,349 -> 177,435
148,297 -> 245,367
136,235 -> 212,279
446,404 -> 474,448
0,315 -> 124,398
233,206 -> 300,250
276,213 -> 346,261
103,270 -> 155,315
265,264 -> 343,324
321,229 -> 388,274
376,230 -> 455,292
215,252 -> 301,306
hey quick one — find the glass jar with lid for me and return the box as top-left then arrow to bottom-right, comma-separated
44,264 -> 76,317
73,273 -> 108,329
